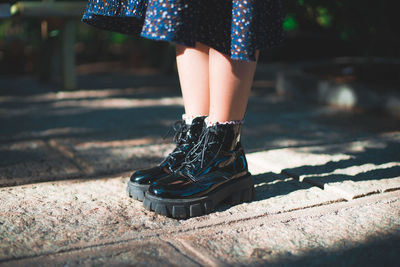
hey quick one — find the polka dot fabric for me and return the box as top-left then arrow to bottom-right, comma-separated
81,0 -> 284,61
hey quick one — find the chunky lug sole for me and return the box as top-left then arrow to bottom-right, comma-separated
143,174 -> 255,219
127,181 -> 149,201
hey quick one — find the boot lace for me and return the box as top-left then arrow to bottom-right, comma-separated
162,119 -> 188,144
161,119 -> 189,168
177,126 -> 223,177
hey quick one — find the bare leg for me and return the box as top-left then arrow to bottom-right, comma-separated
176,42 -> 210,117
208,48 -> 259,123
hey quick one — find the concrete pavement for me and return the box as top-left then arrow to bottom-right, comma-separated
0,66 -> 399,266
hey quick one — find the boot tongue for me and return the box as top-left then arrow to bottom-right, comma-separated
185,116 -> 206,142
191,116 -> 207,125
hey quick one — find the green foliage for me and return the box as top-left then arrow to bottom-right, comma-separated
283,13 -> 298,31
0,20 -> 10,40
283,0 -> 396,42
110,32 -> 128,44
297,0 -> 305,6
315,7 -> 332,28
281,0 -> 399,56
49,29 -> 59,37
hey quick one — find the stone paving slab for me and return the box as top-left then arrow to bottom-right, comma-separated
2,132 -> 400,261
244,94 -> 400,151
0,176 -> 180,261
175,192 -> 400,266
0,169 -> 344,261
0,84 -> 187,186
183,172 -> 345,225
281,134 -> 400,200
1,239 -> 201,267
0,140 -> 81,186
1,135 -> 399,262
58,138 -> 176,177
0,138 -> 175,187
3,191 -> 398,267
246,148 -> 352,175
322,178 -> 400,201
247,133 -> 400,201
303,162 -> 400,200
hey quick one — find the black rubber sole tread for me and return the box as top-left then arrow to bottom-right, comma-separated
143,174 -> 255,219
127,181 -> 150,202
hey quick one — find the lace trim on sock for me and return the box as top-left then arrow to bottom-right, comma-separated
205,117 -> 245,127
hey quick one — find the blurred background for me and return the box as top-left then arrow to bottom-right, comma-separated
0,0 -> 399,88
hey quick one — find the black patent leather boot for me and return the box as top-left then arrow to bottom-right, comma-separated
143,123 -> 254,219
127,116 -> 206,201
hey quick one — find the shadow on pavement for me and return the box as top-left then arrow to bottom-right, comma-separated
281,139 -> 400,189
1,71 -> 399,189
250,232 -> 400,267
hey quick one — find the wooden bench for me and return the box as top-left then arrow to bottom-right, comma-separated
6,0 -> 87,90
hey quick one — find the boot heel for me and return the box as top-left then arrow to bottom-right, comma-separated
228,185 -> 255,205
230,192 -> 242,205
242,186 -> 255,202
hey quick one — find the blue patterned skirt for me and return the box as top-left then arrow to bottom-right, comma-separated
81,0 -> 284,61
